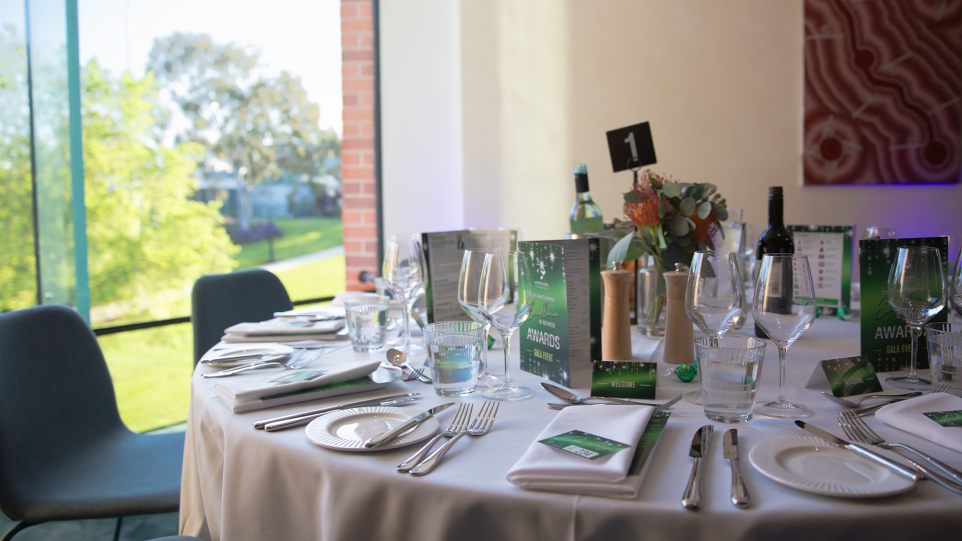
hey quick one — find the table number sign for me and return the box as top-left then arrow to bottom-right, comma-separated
421,229 -> 518,323
591,361 -> 657,400
860,237 -> 949,373
605,122 -> 656,173
519,239 -> 601,388
788,225 -> 853,316
804,355 -> 883,397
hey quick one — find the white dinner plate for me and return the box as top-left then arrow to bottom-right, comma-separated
306,406 -> 439,452
201,344 -> 294,367
748,436 -> 917,498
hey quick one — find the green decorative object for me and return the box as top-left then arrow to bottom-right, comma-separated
675,361 -> 698,382
487,334 -> 496,350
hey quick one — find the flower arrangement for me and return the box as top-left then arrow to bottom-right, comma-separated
606,170 -> 729,271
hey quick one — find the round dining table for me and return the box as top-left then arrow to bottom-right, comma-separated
179,317 -> 962,541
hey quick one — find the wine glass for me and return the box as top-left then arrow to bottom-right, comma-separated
382,236 -> 426,353
753,254 -> 817,418
478,250 -> 533,401
685,251 -> 743,405
459,250 -> 499,386
950,249 -> 962,319
886,247 -> 946,390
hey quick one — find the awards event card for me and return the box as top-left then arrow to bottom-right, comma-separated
923,410 -> 962,428
805,355 -> 883,397
859,237 -> 949,373
591,361 -> 657,400
420,229 -> 518,323
518,239 -> 601,388
789,225 -> 853,316
539,430 -> 631,461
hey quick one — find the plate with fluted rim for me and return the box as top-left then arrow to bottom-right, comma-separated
306,406 -> 439,452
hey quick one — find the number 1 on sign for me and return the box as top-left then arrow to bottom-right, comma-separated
624,132 -> 638,164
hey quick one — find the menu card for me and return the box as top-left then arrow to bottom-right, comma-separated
518,239 -> 601,388
788,225 -> 853,316
805,355 -> 883,397
420,229 -> 518,323
859,237 -> 949,372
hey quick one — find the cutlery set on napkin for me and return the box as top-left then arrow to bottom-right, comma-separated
221,318 -> 347,343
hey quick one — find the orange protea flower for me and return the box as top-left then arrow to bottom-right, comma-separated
624,172 -> 669,228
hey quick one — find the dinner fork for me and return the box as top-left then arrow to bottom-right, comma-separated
410,401 -> 499,476
397,403 -> 472,473
838,411 -> 962,489
203,348 -> 320,378
404,368 -> 426,382
931,382 -> 952,394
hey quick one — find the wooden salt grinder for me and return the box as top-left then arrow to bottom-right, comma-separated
663,264 -> 695,365
601,262 -> 633,360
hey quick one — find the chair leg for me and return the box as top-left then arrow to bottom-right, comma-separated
0,521 -> 34,541
113,516 -> 123,541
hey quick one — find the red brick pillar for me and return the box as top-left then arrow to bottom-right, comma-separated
341,0 -> 377,291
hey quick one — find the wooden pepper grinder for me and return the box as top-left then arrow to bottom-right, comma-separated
663,263 -> 695,365
601,262 -> 633,360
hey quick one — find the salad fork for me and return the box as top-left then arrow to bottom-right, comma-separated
397,403 -> 472,473
837,411 -> 962,490
410,401 -> 499,476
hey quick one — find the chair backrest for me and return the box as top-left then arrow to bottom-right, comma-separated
191,269 -> 293,365
0,305 -> 127,488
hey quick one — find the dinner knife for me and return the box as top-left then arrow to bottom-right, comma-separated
253,392 -> 421,429
546,393 -> 683,412
681,425 -> 713,511
794,421 -> 923,481
263,397 -> 420,431
364,403 -> 455,448
723,429 -> 750,508
541,382 -> 661,406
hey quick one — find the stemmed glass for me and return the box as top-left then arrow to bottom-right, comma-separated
886,247 -> 946,390
478,250 -> 533,401
753,254 -> 817,419
382,236 -> 426,353
685,251 -> 743,405
950,249 -> 962,318
458,250 -> 499,386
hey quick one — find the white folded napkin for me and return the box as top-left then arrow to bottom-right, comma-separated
213,359 -> 380,402
507,405 -> 654,498
876,392 -> 962,453
273,306 -> 346,319
225,318 -> 344,337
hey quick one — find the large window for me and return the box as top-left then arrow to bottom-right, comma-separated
0,0 -> 383,433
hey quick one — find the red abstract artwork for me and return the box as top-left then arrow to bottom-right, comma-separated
804,0 -> 961,185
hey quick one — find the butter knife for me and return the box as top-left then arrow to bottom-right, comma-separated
681,425 -> 713,510
364,403 -> 455,448
795,421 -> 923,481
723,429 -> 750,508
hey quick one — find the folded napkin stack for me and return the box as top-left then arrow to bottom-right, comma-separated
876,392 -> 962,453
507,405 -> 657,499
212,359 -> 383,413
222,318 -> 346,343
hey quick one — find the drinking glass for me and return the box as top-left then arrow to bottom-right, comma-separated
343,295 -> 390,352
886,247 -> 945,390
924,322 -> 962,394
696,336 -> 766,423
382,236 -> 426,353
753,254 -> 817,418
459,250 -> 499,386
423,321 -> 484,397
478,250 -> 534,401
684,251 -> 743,405
950,249 -> 962,319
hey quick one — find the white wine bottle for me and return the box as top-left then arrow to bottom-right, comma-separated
569,164 -> 604,234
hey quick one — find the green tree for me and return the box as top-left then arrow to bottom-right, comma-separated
146,33 -> 338,229
0,25 -> 37,312
83,60 -> 238,319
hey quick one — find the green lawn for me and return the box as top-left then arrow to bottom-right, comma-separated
234,217 -> 343,270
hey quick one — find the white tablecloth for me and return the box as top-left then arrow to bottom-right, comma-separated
179,318 -> 962,541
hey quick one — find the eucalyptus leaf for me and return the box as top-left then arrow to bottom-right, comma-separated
666,216 -> 690,236
624,191 -> 641,204
679,197 -> 696,216
657,198 -> 666,218
702,183 -> 717,192
716,206 -> 729,222
688,185 -> 704,202
685,217 -> 697,231
675,235 -> 692,247
662,183 -> 682,198
697,201 -> 711,220
606,231 -> 634,268
641,226 -> 656,247
648,174 -> 663,190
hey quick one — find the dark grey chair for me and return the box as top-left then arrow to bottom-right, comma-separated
191,269 -> 293,365
0,305 -> 185,541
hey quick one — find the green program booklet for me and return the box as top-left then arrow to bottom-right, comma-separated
518,239 -> 601,388
859,237 -> 949,372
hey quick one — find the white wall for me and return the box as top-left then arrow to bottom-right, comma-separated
380,0 -> 464,237
382,0 -> 962,245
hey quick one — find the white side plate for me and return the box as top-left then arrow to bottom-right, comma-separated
306,406 -> 439,452
748,436 -> 916,498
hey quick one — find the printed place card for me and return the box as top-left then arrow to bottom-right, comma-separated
805,356 -> 882,397
591,361 -> 657,400
539,430 -> 631,461
924,410 -> 962,428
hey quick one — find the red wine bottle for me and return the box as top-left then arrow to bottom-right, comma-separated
755,187 -> 794,338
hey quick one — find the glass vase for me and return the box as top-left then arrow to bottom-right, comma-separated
636,255 -> 666,337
